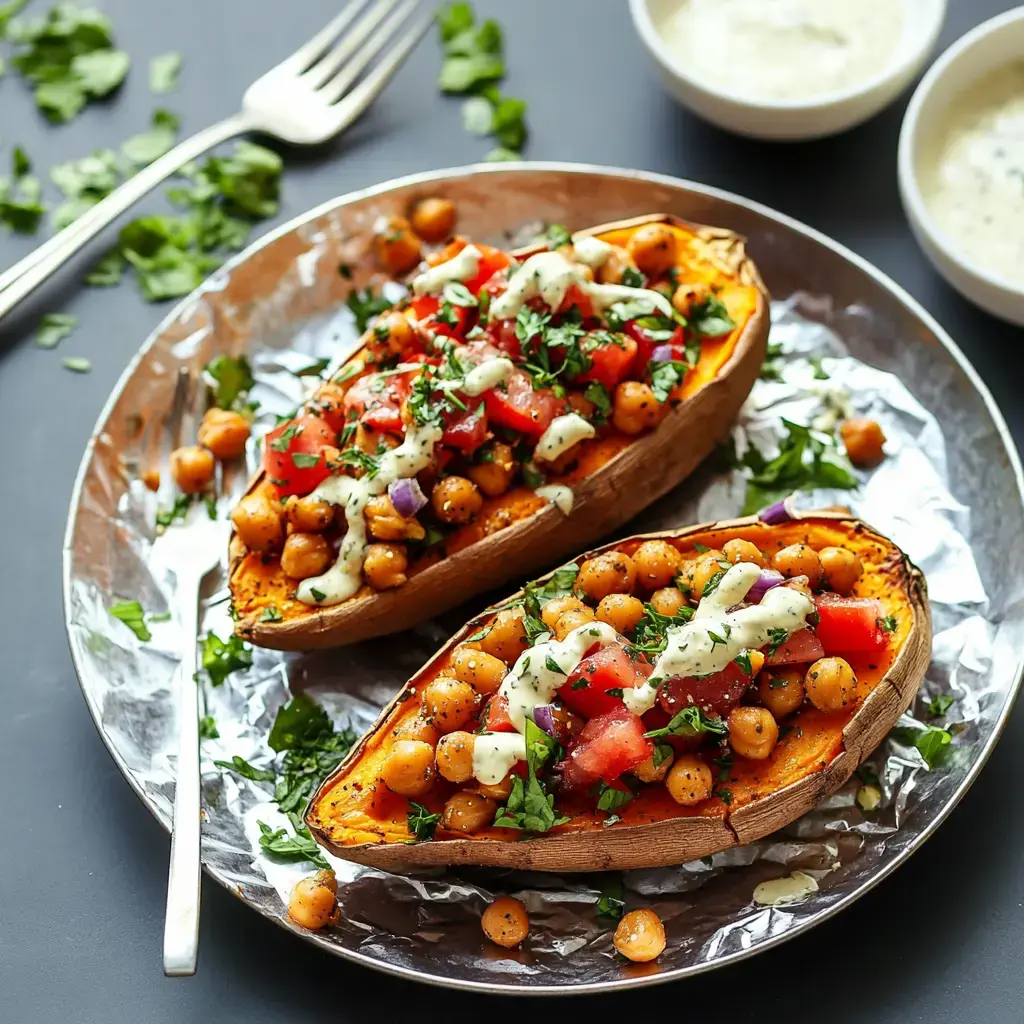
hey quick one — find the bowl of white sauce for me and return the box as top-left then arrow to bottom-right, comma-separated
630,0 -> 947,141
899,8 -> 1024,325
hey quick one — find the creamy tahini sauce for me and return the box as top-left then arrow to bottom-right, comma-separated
534,413 -> 596,463
622,563 -> 814,715
920,63 -> 1024,286
461,357 -> 515,397
489,249 -> 674,320
655,0 -> 904,102
572,236 -> 614,269
534,484 -> 574,516
411,244 -> 482,296
295,421 -> 443,606
471,621 -> 620,783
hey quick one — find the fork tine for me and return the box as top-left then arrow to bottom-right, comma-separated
323,9 -> 430,109
283,0 -> 372,74
304,0 -> 402,89
315,0 -> 418,100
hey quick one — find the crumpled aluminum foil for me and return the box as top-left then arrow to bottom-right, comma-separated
64,170 -> 1024,994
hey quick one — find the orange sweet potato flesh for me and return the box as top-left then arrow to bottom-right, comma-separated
306,514 -> 931,873
229,215 -> 769,650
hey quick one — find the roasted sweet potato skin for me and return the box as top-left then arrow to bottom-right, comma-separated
229,214 -> 770,650
306,513 -> 930,872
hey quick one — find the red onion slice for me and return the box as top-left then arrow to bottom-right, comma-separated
388,477 -> 427,518
758,499 -> 793,524
532,705 -> 557,737
650,344 -> 675,363
747,568 -> 785,603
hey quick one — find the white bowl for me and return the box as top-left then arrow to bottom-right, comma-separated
898,8 -> 1024,326
629,0 -> 947,141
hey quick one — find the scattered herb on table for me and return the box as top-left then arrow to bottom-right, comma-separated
0,144 -> 46,233
108,599 -> 152,641
925,693 -> 954,719
121,108 -> 180,170
892,724 -> 952,769
36,311 -> 77,348
201,631 -> 252,687
199,714 -> 219,740
596,875 -> 625,920
61,355 -> 90,373
149,51 -> 181,94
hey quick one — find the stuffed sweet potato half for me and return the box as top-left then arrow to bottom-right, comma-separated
306,513 -> 930,872
225,209 -> 769,649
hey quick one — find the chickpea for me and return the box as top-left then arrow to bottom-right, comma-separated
819,546 -> 863,595
596,245 -> 640,285
632,540 -> 682,590
772,544 -> 823,589
231,494 -> 284,552
435,731 -> 476,783
422,676 -> 477,733
612,381 -> 663,435
728,707 -> 779,760
596,594 -> 646,635
449,645 -> 507,694
666,754 -> 713,806
432,475 -> 483,524
671,280 -> 711,317
411,196 -> 457,243
614,908 -> 666,963
170,445 -> 215,494
380,739 -> 434,797
476,773 -> 515,800
805,657 -> 858,712
541,595 -> 588,631
757,668 -> 805,719
366,310 -> 417,361
841,417 -> 886,468
633,744 -> 674,783
288,871 -> 337,930
362,542 -> 408,590
689,555 -> 729,599
627,223 -> 678,278
197,408 -> 251,460
364,494 -> 426,541
722,538 -> 767,568
375,216 -> 422,276
442,791 -> 496,833
577,551 -> 637,602
467,442 -> 516,497
393,713 -> 439,746
650,587 -> 686,617
554,606 -> 597,640
478,607 -> 529,664
284,494 -> 334,533
481,896 -> 529,948
280,532 -> 332,580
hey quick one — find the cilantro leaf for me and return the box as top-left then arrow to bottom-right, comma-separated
109,599 -> 151,642
644,706 -> 727,740
689,295 -> 736,338
346,287 -> 394,333
649,359 -> 689,403
925,693 -> 954,719
149,51 -> 181,93
36,311 -> 77,349
595,783 -> 633,813
892,724 -> 953,768
204,354 -> 254,410
596,875 -> 625,919
201,632 -> 252,687
517,564 -> 580,620
256,820 -> 328,869
436,7 -> 504,94
545,223 -> 572,250
122,108 -> 179,169
407,801 -> 441,842
0,171 -> 46,233
213,755 -> 275,783
628,602 -> 693,655
199,715 -> 219,740
493,719 -> 569,833
461,94 -> 493,135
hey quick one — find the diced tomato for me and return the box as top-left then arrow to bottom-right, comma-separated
465,244 -> 512,294
409,295 -> 440,322
576,333 -> 638,390
262,414 -> 335,497
626,320 -> 684,376
343,370 -> 414,435
766,628 -> 825,667
562,705 -> 652,789
483,369 -> 566,437
559,644 -> 653,719
409,295 -> 472,340
814,594 -> 888,654
442,404 -> 489,454
481,694 -> 516,732
484,315 -> 522,358
658,661 -> 750,720
559,283 -> 595,319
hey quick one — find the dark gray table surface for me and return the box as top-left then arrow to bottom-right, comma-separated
2,1 -> 1022,1021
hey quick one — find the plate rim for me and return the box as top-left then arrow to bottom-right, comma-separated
61,160 -> 1024,995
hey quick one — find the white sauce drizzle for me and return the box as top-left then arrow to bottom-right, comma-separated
411,244 -> 482,296
655,0 -> 904,102
534,484 -> 574,516
295,421 -> 443,606
461,357 -> 515,397
472,733 -> 528,786
489,249 -> 673,321
622,563 -> 814,715
534,413 -> 596,463
572,236 -> 614,269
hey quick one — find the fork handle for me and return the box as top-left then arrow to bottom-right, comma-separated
162,571 -> 205,977
0,114 -> 248,325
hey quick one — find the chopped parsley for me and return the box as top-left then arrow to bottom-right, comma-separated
766,626 -> 789,657
689,295 -> 735,338
493,719 -> 569,833
407,801 -> 441,842
701,568 -> 727,597
156,493 -> 192,527
260,605 -> 282,623
50,147 -> 119,229
734,651 -> 753,675
809,356 -> 830,380
892,723 -> 953,769
0,145 -> 46,233
517,564 -> 580,621
204,354 -> 254,410
596,875 -> 625,919
199,715 -> 219,740
644,706 -> 728,740
201,632 -> 252,687
108,599 -> 152,642
256,821 -> 327,869
36,311 -> 77,349
649,359 -> 690,403
121,108 -> 180,170
595,783 -> 633,813
291,451 -> 322,469
214,755 -> 275,783
149,51 -> 181,93
877,615 -> 898,634
925,693 -> 954,719
630,602 -> 694,655
759,341 -> 785,382
583,381 -> 612,424
544,223 -> 572,250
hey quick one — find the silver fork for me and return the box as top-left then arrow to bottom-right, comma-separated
154,370 -> 232,977
0,0 -> 431,324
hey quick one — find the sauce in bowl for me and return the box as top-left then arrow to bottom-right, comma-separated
920,63 -> 1024,286
653,0 -> 904,103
